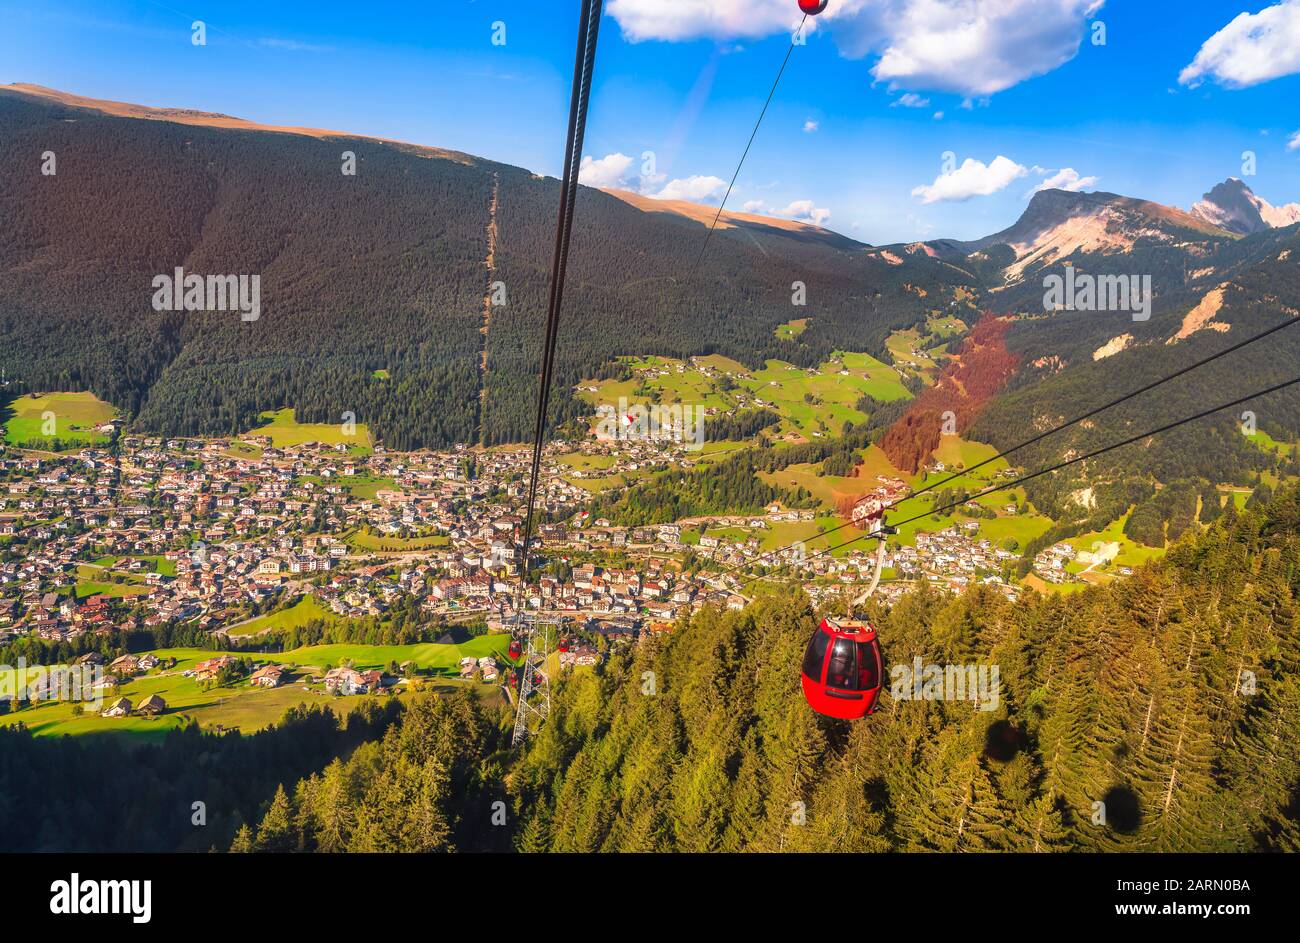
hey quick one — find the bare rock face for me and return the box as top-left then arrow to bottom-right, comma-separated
1191,178 -> 1300,236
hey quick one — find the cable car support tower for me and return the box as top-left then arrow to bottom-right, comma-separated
510,614 -> 555,747
509,0 -> 603,747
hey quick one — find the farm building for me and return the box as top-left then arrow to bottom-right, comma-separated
101,697 -> 132,717
250,664 -> 286,688
136,694 -> 167,715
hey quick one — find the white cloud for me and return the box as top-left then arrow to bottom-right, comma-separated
654,175 -> 729,203
778,199 -> 832,226
1179,0 -> 1300,88
891,92 -> 931,108
1289,130 -> 1300,151
911,155 -> 1027,204
865,0 -> 1104,96
579,153 -> 637,189
580,152 -> 736,205
607,0 -> 1104,97
742,199 -> 767,212
933,110 -> 944,120
606,0 -> 805,42
1029,167 -> 1098,196
803,119 -> 820,133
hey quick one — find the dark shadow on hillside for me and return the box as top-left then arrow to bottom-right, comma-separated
0,698 -> 402,852
1101,785 -> 1142,834
983,719 -> 1027,762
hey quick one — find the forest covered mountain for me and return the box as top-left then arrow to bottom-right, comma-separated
1,84 -> 1296,496
510,486 -> 1300,851
0,84 -> 960,449
221,483 -> 1298,851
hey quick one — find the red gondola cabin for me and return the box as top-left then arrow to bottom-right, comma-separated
800,617 -> 884,719
508,637 -> 523,659
798,0 -> 830,14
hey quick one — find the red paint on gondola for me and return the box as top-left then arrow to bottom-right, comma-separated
800,617 -> 884,720
798,0 -> 829,15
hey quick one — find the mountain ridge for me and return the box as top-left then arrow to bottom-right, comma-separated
9,84 -> 1291,263
1,84 -> 1296,496
3,82 -> 855,244
0,84 -> 955,450
2,82 -> 479,165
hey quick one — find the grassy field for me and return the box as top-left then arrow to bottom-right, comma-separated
566,474 -> 631,493
1249,429 -> 1296,457
278,635 -> 512,672
757,437 -> 1056,556
757,460 -> 867,510
557,452 -> 619,472
775,317 -> 811,340
884,317 -> 965,382
347,530 -> 451,553
1022,574 -> 1090,596
89,555 -> 177,577
224,440 -> 264,460
886,328 -> 940,373
303,473 -> 396,500
574,356 -> 735,415
926,315 -> 967,338
0,648 -> 300,741
744,352 -> 911,437
1065,513 -> 1166,571
575,350 -> 911,441
2,392 -> 116,449
226,594 -> 335,638
244,408 -> 373,454
555,451 -> 660,493
346,475 -> 397,499
0,639 -> 513,741
74,580 -> 154,599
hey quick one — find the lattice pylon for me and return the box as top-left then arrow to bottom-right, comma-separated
511,617 -> 553,747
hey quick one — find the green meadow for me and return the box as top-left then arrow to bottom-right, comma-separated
347,530 -> 451,553
244,408 -> 373,454
225,594 -> 336,638
2,392 -> 116,449
1248,428 -> 1296,457
775,317 -> 810,339
277,634 -> 512,672
576,350 -> 912,443
0,638 -> 513,741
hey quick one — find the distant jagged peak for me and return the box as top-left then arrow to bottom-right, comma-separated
942,188 -> 1235,283
918,187 -> 1238,276
1190,177 -> 1300,235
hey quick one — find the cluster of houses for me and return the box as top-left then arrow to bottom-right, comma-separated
0,396 -> 1071,706
895,527 -> 1020,595
458,656 -> 501,681
2,427 -> 1024,653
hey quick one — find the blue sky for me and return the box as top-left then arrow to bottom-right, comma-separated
2,0 -> 1299,243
